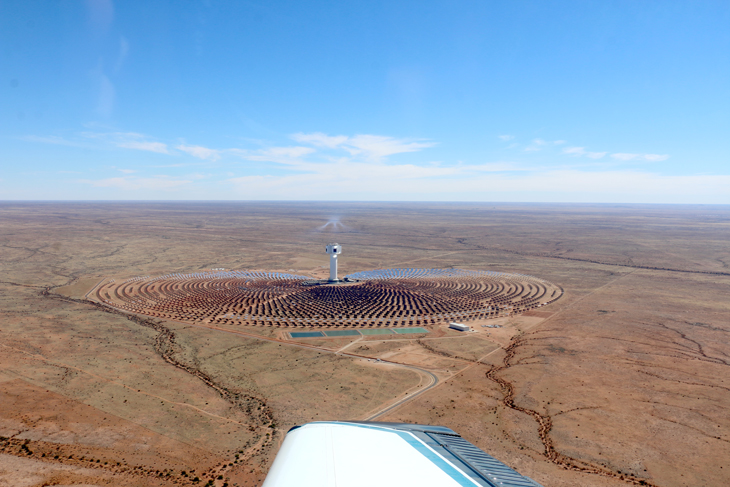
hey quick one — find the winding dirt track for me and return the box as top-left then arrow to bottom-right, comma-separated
57,285 -> 443,449
125,311 -> 441,423
83,271 -> 654,485
482,270 -> 661,486
364,366 -> 439,420
485,339 -> 657,487
52,272 -> 656,486
76,266 -> 564,443
43,288 -> 275,482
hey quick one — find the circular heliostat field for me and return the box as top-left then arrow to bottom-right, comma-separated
94,268 -> 562,328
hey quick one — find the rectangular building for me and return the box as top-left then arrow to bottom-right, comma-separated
449,322 -> 470,332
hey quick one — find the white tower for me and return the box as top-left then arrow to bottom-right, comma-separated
325,243 -> 341,282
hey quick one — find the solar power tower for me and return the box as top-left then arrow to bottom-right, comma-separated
325,243 -> 341,282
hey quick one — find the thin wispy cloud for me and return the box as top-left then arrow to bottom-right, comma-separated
114,36 -> 129,74
229,133 -> 521,185
19,135 -> 85,147
643,154 -> 670,162
498,135 -> 514,141
23,132 -> 169,154
346,134 -> 435,158
81,175 -> 191,191
565,146 -> 661,162
469,162 -> 523,172
612,153 -> 669,162
227,162 -> 457,194
524,138 -> 565,152
225,166 -> 730,202
291,133 -> 348,148
292,132 -> 435,159
86,0 -> 114,35
264,146 -> 316,159
524,139 -> 544,152
82,131 -> 170,154
177,144 -> 221,161
230,146 -> 316,165
563,146 -> 586,156
93,70 -> 115,118
118,140 -> 168,153
563,147 -> 607,159
228,155 -> 529,200
153,163 -> 202,168
33,128 -> 683,201
220,132 -> 536,197
611,153 -> 639,161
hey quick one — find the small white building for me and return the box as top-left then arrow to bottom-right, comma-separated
449,322 -> 470,332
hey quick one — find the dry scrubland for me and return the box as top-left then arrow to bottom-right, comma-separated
0,202 -> 728,487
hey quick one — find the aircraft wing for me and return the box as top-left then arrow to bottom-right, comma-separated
262,421 -> 543,487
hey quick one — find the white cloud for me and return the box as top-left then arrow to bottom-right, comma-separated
114,36 -> 129,73
82,176 -> 190,191
20,135 -> 84,147
347,134 -> 435,158
67,130 -> 434,166
611,153 -> 639,161
86,0 -> 114,35
95,72 -> 115,118
291,132 -> 348,148
118,140 -> 169,153
223,162 -> 730,202
227,157 -> 528,197
228,161 -> 457,196
524,138 -> 547,152
231,146 -> 315,165
31,128 -> 693,201
510,171 -> 730,198
265,146 -> 316,159
291,132 -> 435,159
563,146 -> 586,156
82,131 -> 170,154
643,154 -> 669,162
177,144 -> 221,161
498,135 -> 514,141
565,148 -> 663,162
469,162 -> 523,172
153,163 -> 200,168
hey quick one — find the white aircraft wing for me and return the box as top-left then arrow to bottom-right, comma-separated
262,421 -> 543,487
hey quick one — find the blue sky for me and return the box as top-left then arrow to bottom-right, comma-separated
1,0 -> 728,202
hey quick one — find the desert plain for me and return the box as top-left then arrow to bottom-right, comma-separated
0,202 -> 728,487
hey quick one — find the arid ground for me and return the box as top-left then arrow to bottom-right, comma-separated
0,202 -> 728,487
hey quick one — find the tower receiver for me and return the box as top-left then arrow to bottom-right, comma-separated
325,243 -> 341,282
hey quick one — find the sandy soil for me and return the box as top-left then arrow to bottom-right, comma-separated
0,201 -> 728,487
